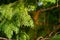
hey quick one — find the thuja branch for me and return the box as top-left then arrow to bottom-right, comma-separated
37,5 -> 60,12
48,24 -> 60,37
32,5 -> 60,25
0,37 -> 8,40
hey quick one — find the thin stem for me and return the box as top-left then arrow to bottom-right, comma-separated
57,0 -> 58,7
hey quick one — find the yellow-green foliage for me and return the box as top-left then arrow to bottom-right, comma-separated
0,2 -> 34,39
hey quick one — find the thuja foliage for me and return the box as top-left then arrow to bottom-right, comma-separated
0,0 -> 59,40
0,1 -> 34,40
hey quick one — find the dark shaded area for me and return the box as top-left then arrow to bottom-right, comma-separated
0,31 -> 7,38
0,0 -> 17,5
